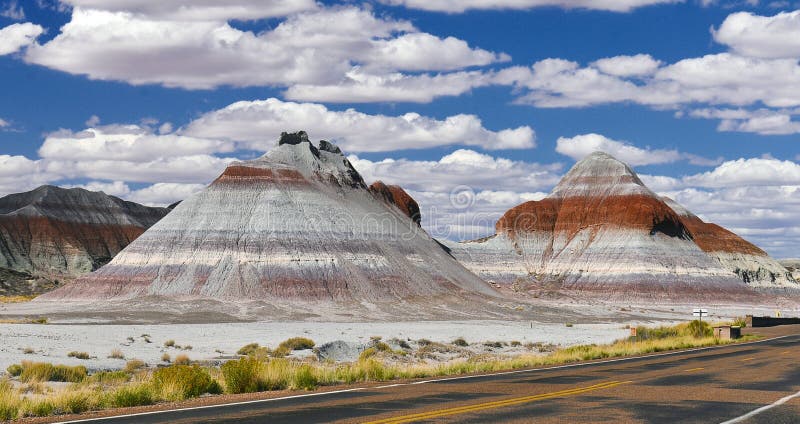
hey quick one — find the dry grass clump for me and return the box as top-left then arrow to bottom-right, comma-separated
173,354 -> 191,366
237,343 -> 271,357
732,316 -> 747,328
161,353 -> 171,363
220,357 -> 321,394
87,371 -> 130,386
14,361 -> 87,383
67,351 -> 91,360
22,347 -> 35,355
151,365 -> 221,401
0,295 -> 36,303
106,383 -> 154,408
0,379 -> 21,420
164,340 -> 175,348
124,359 -> 146,373
108,349 -> 125,360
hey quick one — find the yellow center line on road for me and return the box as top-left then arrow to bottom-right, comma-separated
741,357 -> 756,362
685,367 -> 705,372
362,380 -> 633,424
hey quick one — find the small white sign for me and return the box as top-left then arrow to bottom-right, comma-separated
692,308 -> 708,317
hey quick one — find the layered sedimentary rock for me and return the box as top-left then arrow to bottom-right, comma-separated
369,181 -> 421,225
661,198 -> 796,290
42,132 -> 494,305
780,259 -> 800,282
447,152 -> 756,299
0,186 -> 169,283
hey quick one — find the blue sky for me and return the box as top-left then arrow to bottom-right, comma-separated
0,0 -> 799,257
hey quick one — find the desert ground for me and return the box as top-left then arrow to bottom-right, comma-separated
1,296 -> 795,372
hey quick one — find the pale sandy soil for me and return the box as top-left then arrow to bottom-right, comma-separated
0,295 -> 796,373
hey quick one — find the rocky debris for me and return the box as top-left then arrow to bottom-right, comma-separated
446,151 -> 771,300
369,181 -> 421,225
0,267 -> 60,296
41,132 -> 497,314
315,340 -> 367,362
0,185 -> 169,292
779,259 -> 800,283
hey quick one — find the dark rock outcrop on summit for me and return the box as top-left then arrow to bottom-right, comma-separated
0,186 -> 170,288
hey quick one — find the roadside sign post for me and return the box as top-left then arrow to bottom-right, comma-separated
692,308 -> 708,322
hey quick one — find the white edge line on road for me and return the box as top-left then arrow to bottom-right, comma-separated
719,389 -> 800,424
57,334 -> 792,423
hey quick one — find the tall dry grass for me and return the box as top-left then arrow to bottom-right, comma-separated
0,321 -> 755,419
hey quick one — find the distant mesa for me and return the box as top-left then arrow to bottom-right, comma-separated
446,151 -> 798,299
40,131 -> 496,315
0,185 -> 169,295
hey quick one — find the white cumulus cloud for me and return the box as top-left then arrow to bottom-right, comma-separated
0,22 -> 43,55
59,0 -> 317,20
24,6 -> 506,94
184,98 -> 535,152
555,133 -> 718,166
713,10 -> 800,59
379,0 -> 683,13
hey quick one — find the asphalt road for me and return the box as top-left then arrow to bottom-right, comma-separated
62,326 -> 800,424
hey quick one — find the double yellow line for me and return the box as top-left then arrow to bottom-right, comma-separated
364,380 -> 632,424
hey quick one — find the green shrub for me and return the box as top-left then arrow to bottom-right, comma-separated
6,364 -> 22,377
278,337 -> 315,351
510,341 -> 522,347
237,343 -> 260,355
633,325 -> 680,341
67,351 -> 91,360
107,383 -> 154,408
152,365 -> 221,401
221,357 -> 262,394
452,337 -> 469,347
685,320 -> 712,338
732,316 -> 747,328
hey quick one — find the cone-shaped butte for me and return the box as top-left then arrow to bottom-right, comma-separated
40,132 -> 496,313
446,152 -> 793,300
